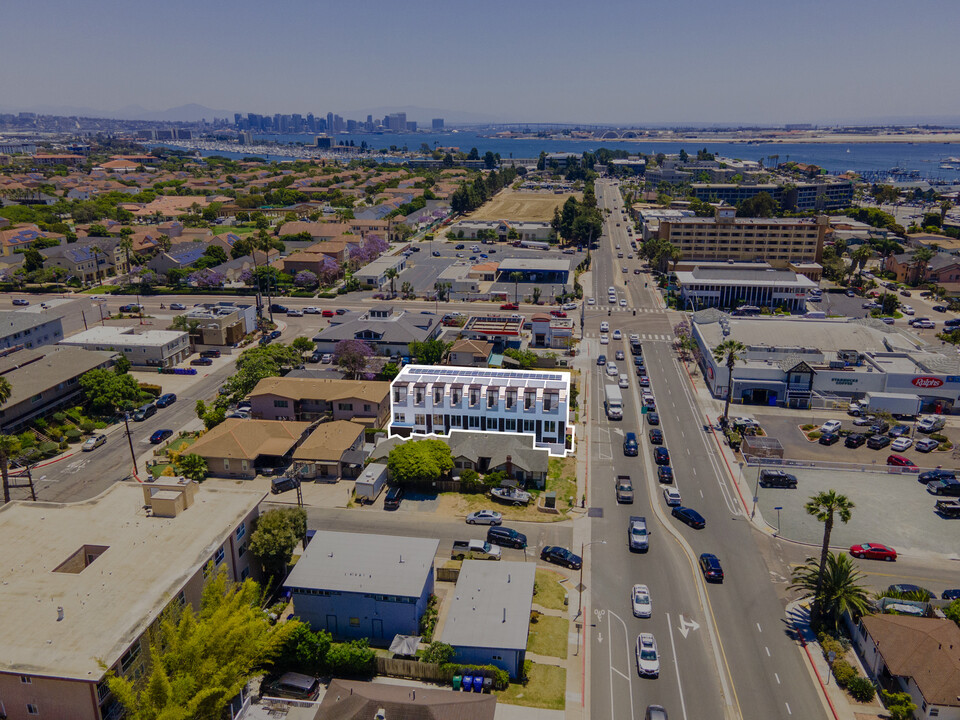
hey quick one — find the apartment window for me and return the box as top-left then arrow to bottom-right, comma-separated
524,391 -> 535,409
363,404 -> 371,412
238,542 -> 246,557
31,393 -> 43,405
929,708 -> 939,717
235,523 -> 245,541
414,414 -> 426,425
452,389 -> 462,405
175,591 -> 186,608
524,420 -> 536,432
544,421 -> 557,434
27,705 -> 39,716
273,399 -> 289,408
120,642 -> 142,674
337,403 -> 353,411
434,388 -> 443,404
449,415 -> 462,427
492,655 -> 503,661
395,413 -> 407,423
415,390 -> 424,404
505,391 -> 517,409
349,617 -> 360,627
241,567 -> 250,581
393,386 -> 407,403
214,546 -> 225,565
487,390 -> 497,408
543,395 -> 552,412
468,415 -> 480,428
20,675 -> 31,684
432,414 -> 444,425
469,390 -> 479,406
505,418 -> 517,431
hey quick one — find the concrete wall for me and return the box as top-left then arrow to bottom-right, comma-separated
450,645 -> 523,679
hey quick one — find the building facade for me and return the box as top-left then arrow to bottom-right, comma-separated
675,266 -> 818,311
0,311 -> 64,350
59,327 -> 190,368
248,377 -> 391,426
389,365 -> 573,456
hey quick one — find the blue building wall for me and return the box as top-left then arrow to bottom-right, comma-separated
289,566 -> 434,642
451,645 -> 524,679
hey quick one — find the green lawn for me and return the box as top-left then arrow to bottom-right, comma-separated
547,456 -> 578,511
166,435 -> 197,454
526,615 -> 568,659
534,569 -> 568,611
496,663 -> 566,710
81,285 -> 120,294
213,226 -> 257,235
149,463 -> 172,478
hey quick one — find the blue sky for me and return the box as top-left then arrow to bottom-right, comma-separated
2,0 -> 958,124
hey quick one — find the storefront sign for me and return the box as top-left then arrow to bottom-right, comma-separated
946,376 -> 960,384
912,377 -> 944,388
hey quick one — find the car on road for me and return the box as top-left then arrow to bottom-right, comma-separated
941,589 -> 960,600
616,476 -> 635,503
615,350 -> 625,360
844,433 -> 866,449
486,526 -> 527,549
886,454 -> 918,470
619,298 -> 627,307
155,393 -> 177,408
758,469 -> 798,488
541,545 -> 582,569
82,434 -> 107,451
849,543 -> 897,561
818,432 -> 840,446
12,298 -> 29,306
635,633 -> 660,677
887,584 -> 934,599
867,434 -> 891,449
500,303 -> 519,310
150,429 -> 173,444
820,420 -> 842,434
383,486 -> 404,510
600,334 -> 609,345
623,432 -> 639,456
549,310 -> 567,318
302,306 -> 321,314
432,250 -> 440,256
119,303 -> 142,313
654,447 -> 670,465
600,321 -> 609,333
286,308 -> 304,317
632,584 -> 652,618
618,374 -> 629,388
900,289 -> 912,297
587,297 -> 595,305
613,329 -> 622,340
891,437 -> 913,452
269,329 -> 282,339
672,506 -> 706,529
657,466 -> 673,484
170,302 -> 186,310
901,305 -> 914,315
596,354 -> 607,366
647,412 -> 660,425
191,357 -> 213,366
645,705 -> 668,720
699,553 -> 724,582
649,428 -> 663,445
269,304 -> 288,314
455,244 -> 465,250
638,375 -> 650,387
915,438 -> 939,452
563,302 -> 578,310
606,362 -> 619,376
662,487 -> 682,506
466,509 -> 502,525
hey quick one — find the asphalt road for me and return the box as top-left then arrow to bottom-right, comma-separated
585,180 -> 826,720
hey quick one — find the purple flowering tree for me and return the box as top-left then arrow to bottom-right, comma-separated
238,269 -> 255,286
189,269 -> 225,288
294,270 -> 318,289
332,339 -> 374,379
317,256 -> 340,287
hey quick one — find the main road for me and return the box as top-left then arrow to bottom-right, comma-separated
584,180 -> 827,720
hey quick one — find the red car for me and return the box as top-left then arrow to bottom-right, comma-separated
887,454 -> 918,471
500,303 -> 519,310
321,309 -> 335,317
849,543 -> 897,561
550,310 -> 567,318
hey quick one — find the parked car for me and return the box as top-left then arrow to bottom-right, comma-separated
915,438 -> 940,452
191,357 -> 213,366
917,416 -> 946,433
259,672 -> 321,700
645,706 -> 668,720
155,393 -> 177,408
384,486 -> 404,510
82,434 -> 107,451
869,420 -> 890,435
844,433 -> 866,449
891,437 -> 913,452
852,415 -> 876,427
321,353 -> 333,364
466,509 -> 503,525
635,633 -> 660,677
818,432 -> 840,446
654,447 -> 670,465
657,466 -> 673,484
867,434 -> 891,450
132,403 -> 157,421
758,469 -> 798,488
199,349 -> 221,359
672,506 -> 706,529
920,468 -> 956,483
820,420 -> 842,434
632,584 -> 652,618
849,543 -> 897,561
486,526 -> 527,549
941,589 -> 960,600
888,424 -> 910,438
540,545 -> 582,569
886,454 -> 918,470
699,553 -> 724,582
269,330 -> 282,339
623,432 -> 639,456
150,429 -> 173,444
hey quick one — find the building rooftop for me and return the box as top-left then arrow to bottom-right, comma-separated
190,418 -> 311,460
316,678 -> 496,720
284,531 -> 439,598
677,267 -> 818,287
0,309 -> 60,337
695,315 -> 903,355
462,315 -> 524,336
495,257 -> 574,272
249,377 -> 390,404
440,561 -> 535,652
0,346 -> 115,407
395,365 -> 568,392
0,481 -> 265,680
293,420 -> 365,462
59,326 -> 187,348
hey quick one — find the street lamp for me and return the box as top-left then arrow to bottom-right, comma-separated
576,540 -> 606,621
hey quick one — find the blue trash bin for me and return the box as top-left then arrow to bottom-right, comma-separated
472,676 -> 483,692
462,675 -> 473,692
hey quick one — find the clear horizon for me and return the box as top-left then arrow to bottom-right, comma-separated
2,0 -> 958,125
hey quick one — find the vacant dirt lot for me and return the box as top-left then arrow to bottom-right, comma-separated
465,189 -> 581,222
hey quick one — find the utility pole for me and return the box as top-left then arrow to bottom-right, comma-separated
123,412 -> 138,478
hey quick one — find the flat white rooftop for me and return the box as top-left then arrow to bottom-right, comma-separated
0,481 -> 264,680
60,326 -> 187,347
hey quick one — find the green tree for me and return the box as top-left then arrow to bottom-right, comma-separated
880,691 -> 917,720
105,565 -> 297,720
409,339 -> 451,365
384,267 -> 399,297
737,191 -> 779,218
789,552 -> 871,634
0,433 -> 22,505
275,623 -> 332,675
202,244 -> 228,265
291,336 -> 315,359
176,454 -> 208,482
804,490 -> 855,629
433,281 -> 451,303
910,246 -> 935,285
944,598 -> 960,628
79,368 -> 144,414
387,439 -> 454,486
23,248 -> 44,273
510,271 -> 523,305
711,340 -> 746,423
878,292 -> 899,316
249,507 -> 307,578
118,227 -> 134,275
532,286 -> 542,304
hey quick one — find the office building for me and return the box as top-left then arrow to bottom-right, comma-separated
675,265 -> 818,312
0,310 -> 64,350
389,365 -> 573,456
691,179 -> 854,211
432,118 -> 444,130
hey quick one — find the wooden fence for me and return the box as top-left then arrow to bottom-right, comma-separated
436,566 -> 460,583
375,657 -> 446,682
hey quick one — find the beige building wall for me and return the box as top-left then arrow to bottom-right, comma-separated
0,673 -> 99,720
661,215 -> 827,264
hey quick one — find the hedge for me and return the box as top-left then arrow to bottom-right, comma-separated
847,676 -> 876,702
831,659 -> 857,688
439,663 -> 509,690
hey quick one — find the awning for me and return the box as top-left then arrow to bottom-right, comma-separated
389,634 -> 422,656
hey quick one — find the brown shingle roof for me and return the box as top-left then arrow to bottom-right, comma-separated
249,377 -> 389,404
449,339 -> 493,357
189,419 -> 311,461
292,420 -> 364,462
862,614 -> 960,706
316,678 -> 496,720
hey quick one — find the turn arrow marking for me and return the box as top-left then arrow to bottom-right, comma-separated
678,614 -> 700,639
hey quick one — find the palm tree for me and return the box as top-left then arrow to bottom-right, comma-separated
910,246 -> 935,285
669,246 -> 683,274
789,552 -> 871,634
711,340 -> 746,424
851,245 -> 873,277
805,490 -> 855,628
510,272 -> 523,305
384,267 -> 399,297
118,228 -> 134,276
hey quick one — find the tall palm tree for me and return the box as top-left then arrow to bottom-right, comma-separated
118,228 -> 134,276
851,245 -> 873,277
669,246 -> 683,274
510,271 -> 523,305
789,552 -> 871,634
804,490 -> 855,627
711,340 -> 746,424
910,246 -> 935,285
384,267 -> 399,297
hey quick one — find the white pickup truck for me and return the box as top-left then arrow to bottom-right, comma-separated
451,540 -> 502,561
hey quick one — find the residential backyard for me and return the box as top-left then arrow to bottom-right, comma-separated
533,569 -> 569,611
496,663 -> 566,710
526,614 -> 568,659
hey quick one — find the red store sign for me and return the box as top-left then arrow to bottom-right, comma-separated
912,377 -> 944,388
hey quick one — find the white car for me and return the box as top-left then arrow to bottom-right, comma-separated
600,334 -> 609,345
600,321 -> 610,333
612,329 -> 622,340
619,299 -> 627,307
609,295 -> 618,303
618,374 -> 629,388
636,633 -> 660,677
629,333 -> 640,343
563,302 -> 578,310
914,319 -> 936,329
891,437 -> 913,452
820,420 -> 842,434
631,584 -> 652,618
286,309 -> 304,317
587,297 -> 596,305
901,305 -> 915,316
321,353 -> 333,363
662,488 -> 682,506
303,306 -> 321,314
606,362 -> 619,377
466,509 -> 502,525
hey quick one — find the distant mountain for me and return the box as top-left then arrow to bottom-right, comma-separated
0,102 -> 236,122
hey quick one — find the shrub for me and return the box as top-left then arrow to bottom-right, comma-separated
422,641 -> 455,665
847,676 -> 876,702
808,430 -> 822,439
65,429 -> 83,442
80,420 -> 96,433
32,418 -> 48,431
47,427 -> 64,441
522,658 -> 533,685
831,659 -> 857,688
52,412 -> 67,424
18,432 -> 35,448
930,432 -> 947,442
459,468 -> 480,486
818,633 -> 847,658
40,442 -> 59,456
324,639 -> 375,677
419,595 -> 440,641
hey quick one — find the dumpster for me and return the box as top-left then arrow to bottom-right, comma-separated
452,675 -> 461,690
462,675 -> 473,692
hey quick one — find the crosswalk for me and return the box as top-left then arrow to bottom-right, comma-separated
586,332 -> 674,341
586,306 -> 665,314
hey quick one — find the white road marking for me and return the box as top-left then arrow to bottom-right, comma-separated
757,623 -> 762,633
765,646 -> 771,657
678,615 -> 701,638
775,672 -> 781,684
700,489 -> 704,498
666,613 -> 690,720
612,667 -> 630,680
785,702 -> 792,715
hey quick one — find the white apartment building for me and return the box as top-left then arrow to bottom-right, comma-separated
59,326 -> 190,368
389,365 -> 573,456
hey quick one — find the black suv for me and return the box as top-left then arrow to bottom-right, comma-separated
654,447 -> 670,465
867,434 -> 892,450
657,466 -> 673,484
384,486 -> 404,510
649,429 -> 663,445
758,469 -> 798,488
487,526 -> 527,549
623,432 -> 639,456
844,433 -> 866,448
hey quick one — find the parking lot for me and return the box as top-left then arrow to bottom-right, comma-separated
755,466 -> 956,558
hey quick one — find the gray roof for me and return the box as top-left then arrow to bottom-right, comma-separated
312,309 -> 438,345
316,679 -> 496,720
440,561 -> 535,652
677,267 -> 817,288
495,257 -> 575,273
0,346 -> 115,408
284,531 -> 439,598
0,310 -> 59,338
370,430 -> 550,475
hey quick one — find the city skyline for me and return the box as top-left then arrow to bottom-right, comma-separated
2,0 -> 958,125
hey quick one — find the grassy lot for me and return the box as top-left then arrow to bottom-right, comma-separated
496,663 -> 566,710
213,226 -> 257,235
81,285 -> 120,294
548,456 -> 578,511
447,491 -> 567,523
166,435 -> 198,454
533,569 -> 568,611
526,615 -> 569,659
465,189 -> 581,222
149,463 -> 173,478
